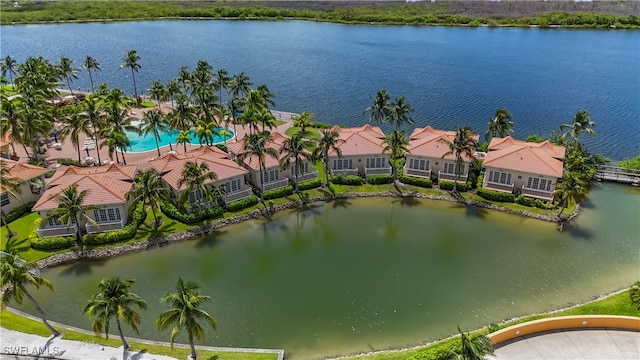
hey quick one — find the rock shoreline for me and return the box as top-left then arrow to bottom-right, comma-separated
36,191 -> 577,269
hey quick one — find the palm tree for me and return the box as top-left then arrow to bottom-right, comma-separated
187,60 -> 217,126
57,55 -> 79,97
364,89 -> 391,126
279,134 -> 314,194
554,171 -> 589,217
388,96 -> 415,130
1,160 -> 21,237
149,80 -> 166,112
230,72 -> 253,99
44,184 -> 99,249
168,93 -> 196,131
59,105 -> 93,163
166,78 -> 181,109
83,277 -> 148,349
630,281 -> 640,311
560,110 -> 596,141
214,68 -> 231,109
218,128 -> 232,145
101,132 -> 120,164
292,112 -> 314,135
312,129 -> 343,187
237,132 -> 278,202
440,127 -> 478,193
1,253 -> 61,337
82,56 -> 101,93
485,107 -> 514,142
256,84 -> 276,110
140,109 -> 169,157
0,93 -> 24,156
237,107 -> 260,135
383,130 -> 409,186
112,132 -> 131,165
456,325 -> 494,360
81,95 -> 107,166
129,169 -> 170,227
156,278 -> 217,360
1,55 -> 18,86
227,96 -> 243,135
178,161 -> 217,210
256,107 -> 276,133
194,119 -> 218,146
119,49 -> 141,99
176,130 -> 192,153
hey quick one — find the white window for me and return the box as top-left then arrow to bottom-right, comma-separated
0,193 -> 9,206
188,189 -> 207,203
366,157 -> 386,169
93,208 -> 122,223
333,158 -> 353,170
261,169 -> 279,183
291,162 -> 310,176
488,170 -> 512,185
223,179 -> 242,193
409,158 -> 429,171
443,162 -> 464,175
47,217 -> 75,227
526,177 -> 552,191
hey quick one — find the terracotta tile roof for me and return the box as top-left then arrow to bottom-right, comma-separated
0,131 -> 13,148
148,146 -> 249,191
484,136 -> 565,177
1,159 -> 49,194
32,164 -> 137,211
406,126 -> 479,162
327,125 -> 386,156
226,132 -> 294,171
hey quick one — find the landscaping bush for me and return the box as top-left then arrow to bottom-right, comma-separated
84,203 -> 148,245
263,185 -> 294,200
298,178 -> 322,191
309,121 -> 333,129
476,175 -> 484,189
438,180 -> 471,192
227,195 -> 259,212
411,340 -> 462,360
515,195 -> 536,207
367,174 -> 393,185
57,158 -> 83,167
477,187 -> 515,202
331,174 -> 363,186
4,201 -> 36,223
534,198 -> 555,210
161,201 -> 223,224
28,218 -> 74,250
399,175 -> 433,188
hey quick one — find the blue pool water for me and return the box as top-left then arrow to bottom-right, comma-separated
125,128 -> 234,153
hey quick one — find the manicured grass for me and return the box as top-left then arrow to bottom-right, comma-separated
463,193 -> 573,217
0,213 -> 69,262
0,311 -> 278,360
285,126 -> 322,141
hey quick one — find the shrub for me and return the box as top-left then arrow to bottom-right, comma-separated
515,195 -> 535,207
399,175 -> 433,188
298,178 -> 322,191
438,180 -> 471,192
476,174 -> 484,189
227,195 -> 259,212
161,201 -> 223,224
534,198 -> 555,210
367,174 -> 393,185
57,158 -> 83,167
411,340 -> 462,360
4,201 -> 37,223
309,121 -> 332,129
84,203 -> 148,245
477,187 -> 515,202
263,185 -> 294,200
331,175 -> 363,186
29,218 -> 74,250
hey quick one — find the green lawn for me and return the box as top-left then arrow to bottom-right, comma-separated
284,126 -> 322,141
0,213 -> 69,262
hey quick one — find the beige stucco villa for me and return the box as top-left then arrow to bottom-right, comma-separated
327,125 -> 391,177
1,159 -> 48,213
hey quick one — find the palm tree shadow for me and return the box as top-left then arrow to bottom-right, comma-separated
2,236 -> 31,254
561,221 -> 593,240
195,229 -> 227,248
392,195 -> 421,208
330,198 -> 351,209
59,258 -> 106,276
137,219 -> 179,239
578,196 -> 595,209
465,205 -> 489,219
128,348 -> 148,360
317,185 -> 336,198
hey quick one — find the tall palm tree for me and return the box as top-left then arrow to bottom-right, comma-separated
256,107 -> 276,133
140,109 -> 169,157
82,55 -> 101,93
177,161 -> 217,210
149,80 -> 166,112
383,130 -> 410,186
456,325 -> 494,360
1,55 -> 18,86
1,253 -> 61,337
364,89 -> 391,126
111,131 -> 131,165
119,49 -> 141,99
218,129 -> 232,145
292,112 -> 314,135
440,127 -> 477,193
279,134 -> 314,194
214,68 -> 231,109
1,160 -> 21,237
227,96 -> 243,136
81,95 -> 107,166
554,171 -> 589,217
128,169 -> 170,227
187,60 -> 217,126
59,105 -> 93,163
194,119 -> 218,146
83,277 -> 148,349
230,72 -> 253,99
101,132 -> 120,164
156,278 -> 217,360
237,107 -> 260,135
57,55 -> 79,97
559,109 -> 596,141
237,132 -> 278,202
166,78 -> 181,109
312,129 -> 343,187
176,130 -> 192,153
0,94 -> 24,156
630,281 -> 640,311
168,93 -> 196,130
485,107 -> 513,141
44,184 -> 99,249
388,96 -> 414,130
256,84 -> 276,110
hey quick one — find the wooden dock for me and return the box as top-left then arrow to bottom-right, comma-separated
595,165 -> 640,186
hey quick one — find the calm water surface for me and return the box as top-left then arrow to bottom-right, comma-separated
1,21 -> 638,159
15,183 -> 639,359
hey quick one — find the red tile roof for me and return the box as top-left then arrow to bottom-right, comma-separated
226,132 -> 294,170
407,126 -> 479,161
32,164 -> 137,211
483,136 -> 565,177
327,125 -> 386,156
1,159 -> 49,194
148,146 -> 249,191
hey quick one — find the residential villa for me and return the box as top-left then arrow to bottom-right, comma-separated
226,132 -> 318,191
481,136 -> 566,201
0,131 -> 13,159
327,125 -> 391,177
148,146 -> 252,206
404,126 -> 479,182
0,159 -> 48,213
32,164 -> 137,237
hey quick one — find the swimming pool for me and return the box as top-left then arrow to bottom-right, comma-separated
125,128 -> 234,153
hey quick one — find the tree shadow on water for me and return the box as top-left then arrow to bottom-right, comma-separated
330,197 -> 351,209
578,196 -> 595,209
195,229 -> 227,248
59,258 -> 106,277
392,195 -> 421,208
465,204 -> 488,219
561,221 -> 594,240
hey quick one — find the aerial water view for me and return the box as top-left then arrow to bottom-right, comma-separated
0,1 -> 639,360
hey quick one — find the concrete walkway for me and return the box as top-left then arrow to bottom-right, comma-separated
489,329 -> 640,360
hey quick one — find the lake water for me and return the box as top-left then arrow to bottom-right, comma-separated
14,183 -> 640,359
1,21 -> 638,160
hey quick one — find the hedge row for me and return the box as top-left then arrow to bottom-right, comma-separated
331,175 -> 363,186
263,185 -> 294,200
84,203 -> 148,245
57,158 -> 84,167
477,187 -> 515,202
4,201 -> 36,223
227,195 -> 259,212
161,201 -> 224,224
410,340 -> 462,360
515,195 -> 555,210
438,180 -> 471,192
298,178 -> 322,191
367,174 -> 394,185
29,217 -> 74,250
399,175 -> 433,188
